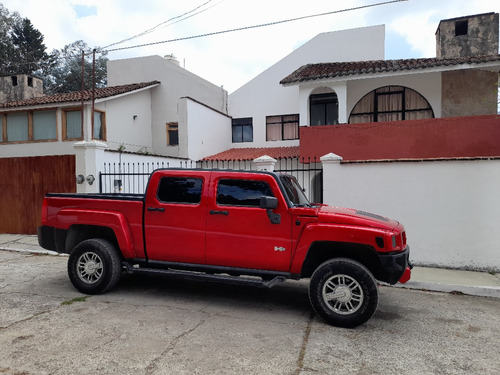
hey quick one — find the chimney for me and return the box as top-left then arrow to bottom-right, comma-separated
0,74 -> 44,103
435,12 -> 499,58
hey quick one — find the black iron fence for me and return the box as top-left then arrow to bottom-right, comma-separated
99,157 -> 323,202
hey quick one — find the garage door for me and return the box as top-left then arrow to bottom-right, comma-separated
0,155 -> 75,234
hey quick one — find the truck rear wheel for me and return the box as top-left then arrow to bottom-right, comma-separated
309,258 -> 378,328
68,239 -> 122,294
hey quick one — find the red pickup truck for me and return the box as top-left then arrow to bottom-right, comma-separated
38,168 -> 411,328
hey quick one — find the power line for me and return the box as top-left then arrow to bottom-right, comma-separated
101,0 -> 224,50
103,0 -> 408,54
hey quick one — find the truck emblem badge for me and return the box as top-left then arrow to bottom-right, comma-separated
274,246 -> 286,252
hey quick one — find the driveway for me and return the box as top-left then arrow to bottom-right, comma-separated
1,250 -> 499,375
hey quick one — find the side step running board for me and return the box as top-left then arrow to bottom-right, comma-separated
124,263 -> 287,288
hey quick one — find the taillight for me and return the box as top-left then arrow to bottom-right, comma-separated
41,199 -> 48,224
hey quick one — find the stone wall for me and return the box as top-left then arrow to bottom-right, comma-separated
441,69 -> 498,117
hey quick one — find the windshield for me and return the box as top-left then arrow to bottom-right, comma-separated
279,175 -> 311,207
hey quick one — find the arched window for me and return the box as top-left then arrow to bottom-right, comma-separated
349,86 -> 434,124
310,91 -> 339,126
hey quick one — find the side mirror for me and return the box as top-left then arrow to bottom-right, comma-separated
260,196 -> 280,224
260,196 -> 278,209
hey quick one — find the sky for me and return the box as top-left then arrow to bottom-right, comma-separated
2,0 -> 500,93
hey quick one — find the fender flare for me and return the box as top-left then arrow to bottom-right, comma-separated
290,223 -> 387,274
56,209 -> 135,258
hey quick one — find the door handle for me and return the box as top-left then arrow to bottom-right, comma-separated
147,207 -> 165,212
209,210 -> 229,216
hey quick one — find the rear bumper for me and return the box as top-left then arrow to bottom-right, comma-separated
38,226 -> 67,253
377,246 -> 411,284
38,226 -> 56,251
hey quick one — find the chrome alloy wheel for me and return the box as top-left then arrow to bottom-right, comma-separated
322,274 -> 364,315
77,251 -> 104,284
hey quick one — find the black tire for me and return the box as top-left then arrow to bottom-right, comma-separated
309,258 -> 378,328
67,239 -> 122,294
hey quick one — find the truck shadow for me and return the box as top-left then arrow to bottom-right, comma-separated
115,273 -> 312,317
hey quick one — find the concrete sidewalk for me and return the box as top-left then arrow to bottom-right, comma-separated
1,233 -> 499,298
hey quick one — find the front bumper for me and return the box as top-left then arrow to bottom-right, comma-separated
377,246 -> 411,285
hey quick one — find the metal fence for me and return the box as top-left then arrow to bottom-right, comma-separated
99,160 -> 196,194
99,157 -> 323,202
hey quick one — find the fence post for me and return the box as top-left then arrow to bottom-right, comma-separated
74,140 -> 108,193
320,153 -> 343,205
253,155 -> 277,172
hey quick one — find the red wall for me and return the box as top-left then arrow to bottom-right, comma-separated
300,115 -> 500,161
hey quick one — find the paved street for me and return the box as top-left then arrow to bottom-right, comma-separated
1,250 -> 499,375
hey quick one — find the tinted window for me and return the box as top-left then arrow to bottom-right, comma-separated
157,177 -> 202,204
217,179 -> 273,207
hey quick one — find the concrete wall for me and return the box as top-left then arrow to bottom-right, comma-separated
98,88 -> 155,153
322,156 -> 500,271
228,25 -> 385,148
300,115 -> 500,161
179,98 -> 232,161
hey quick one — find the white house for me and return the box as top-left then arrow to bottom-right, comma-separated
227,25 -> 385,148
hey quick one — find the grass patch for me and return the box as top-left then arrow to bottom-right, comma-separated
61,296 -> 90,306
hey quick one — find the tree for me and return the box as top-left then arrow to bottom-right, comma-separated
10,17 -> 48,74
0,4 -> 107,94
44,40 -> 108,94
0,4 -> 20,75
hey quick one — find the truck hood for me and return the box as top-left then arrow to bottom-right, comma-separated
317,205 -> 400,230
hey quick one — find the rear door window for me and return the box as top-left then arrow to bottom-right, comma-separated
157,177 -> 203,204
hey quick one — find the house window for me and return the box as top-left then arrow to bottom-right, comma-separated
455,20 -> 468,36
93,110 -> 106,140
2,110 -> 57,143
167,122 -> 179,146
63,109 -> 83,140
157,177 -> 203,204
27,77 -> 33,87
6,112 -> 28,142
349,86 -> 434,124
11,76 -> 18,86
266,114 -> 299,141
310,93 -> 339,126
33,110 -> 57,140
217,179 -> 273,207
232,117 -> 253,143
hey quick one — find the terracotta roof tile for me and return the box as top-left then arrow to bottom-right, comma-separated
0,81 -> 160,108
280,55 -> 500,85
203,146 -> 300,161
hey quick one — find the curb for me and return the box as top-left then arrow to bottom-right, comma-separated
393,281 -> 500,299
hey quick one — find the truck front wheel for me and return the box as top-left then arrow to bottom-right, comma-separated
68,239 -> 122,295
309,258 -> 378,328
